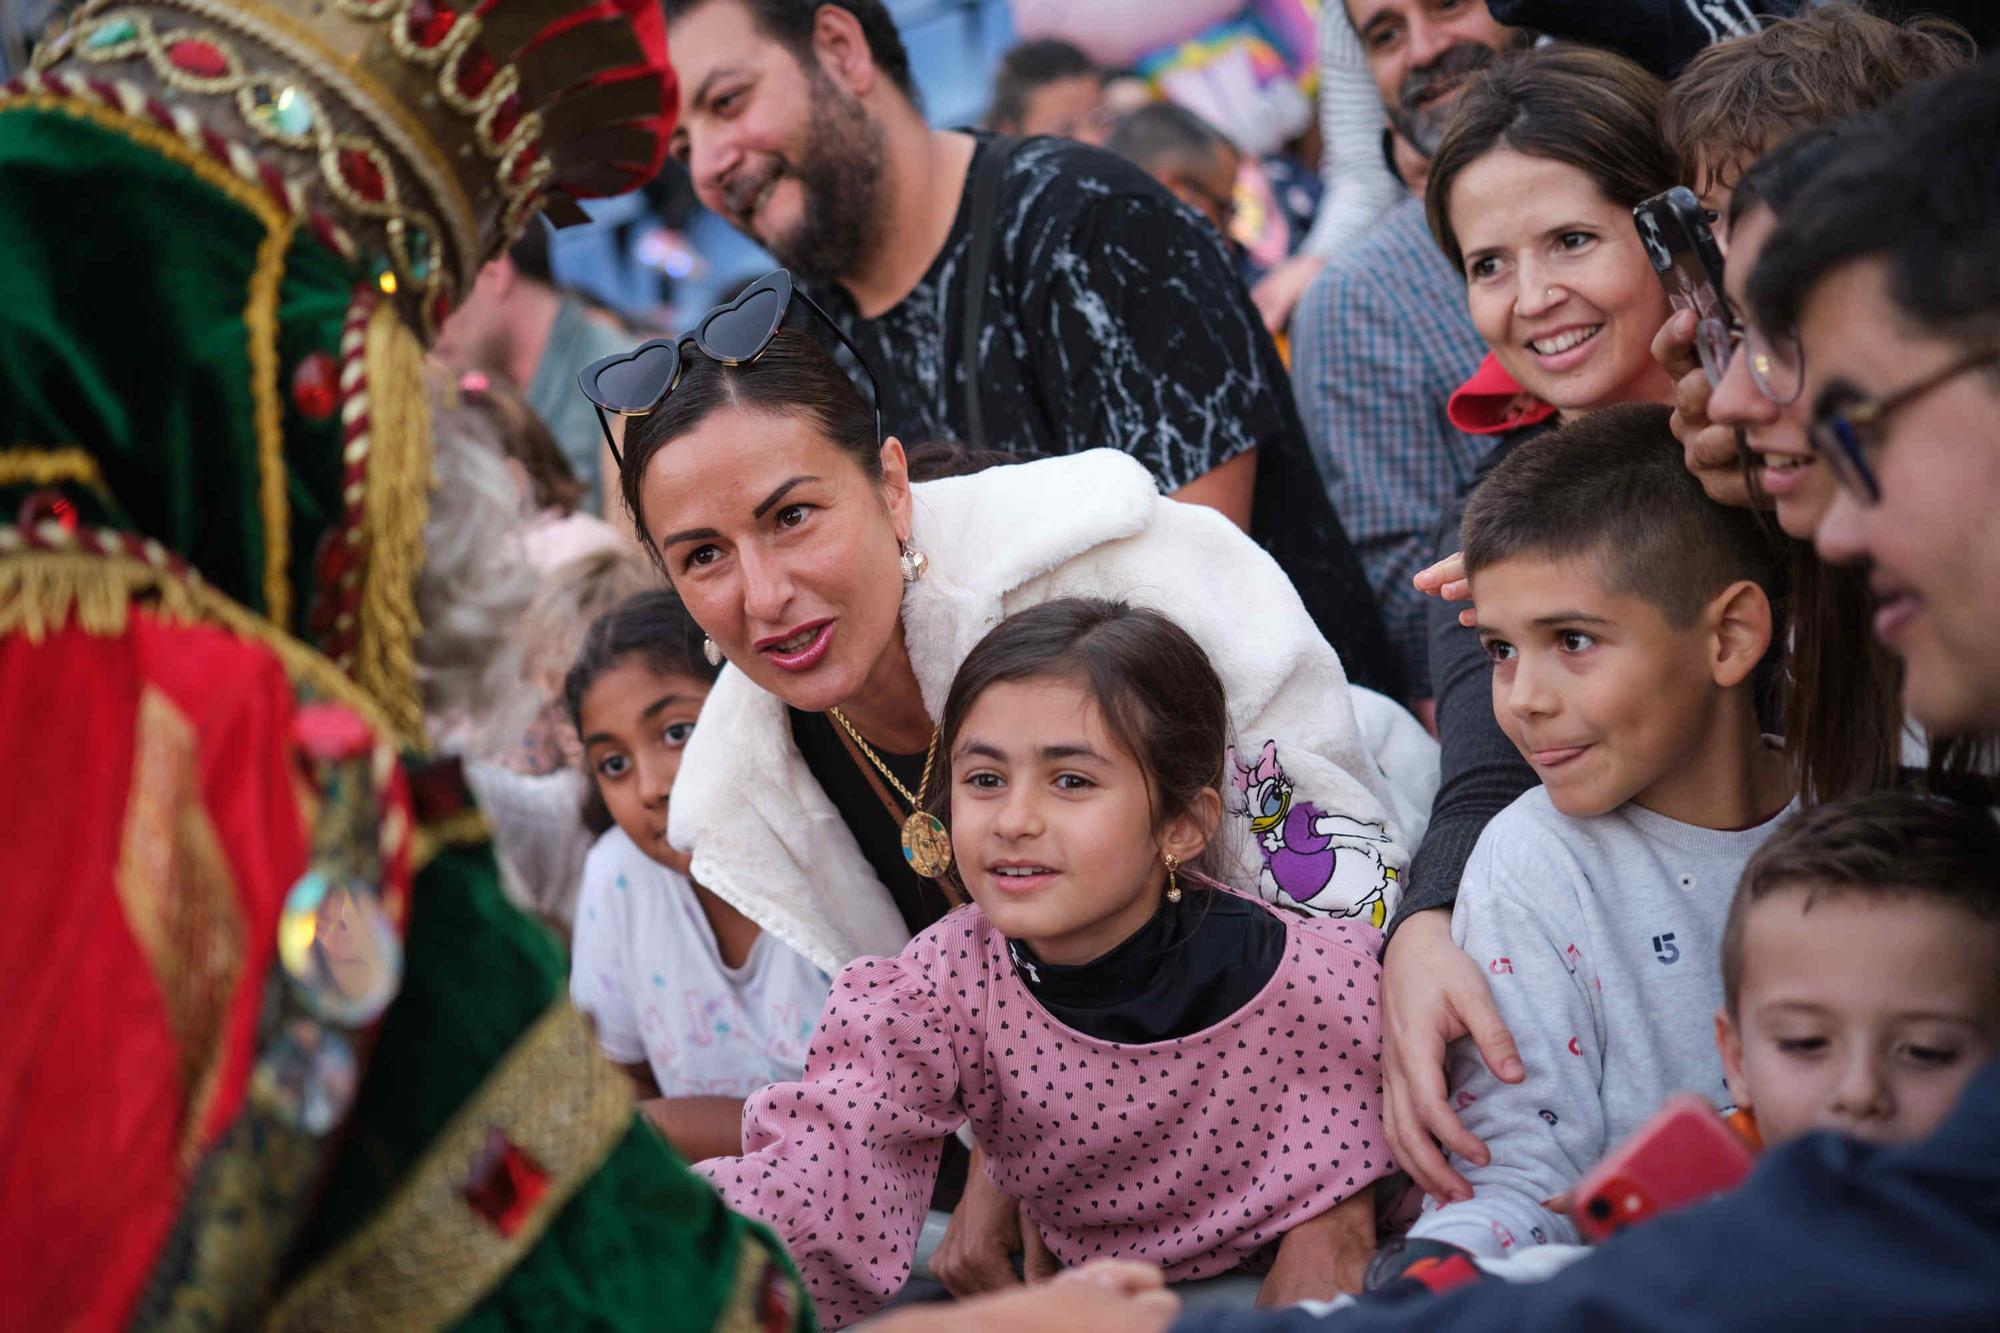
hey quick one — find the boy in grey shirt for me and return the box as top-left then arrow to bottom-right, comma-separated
1408,405 -> 1795,1259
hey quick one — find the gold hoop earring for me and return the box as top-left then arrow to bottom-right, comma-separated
1163,851 -> 1182,904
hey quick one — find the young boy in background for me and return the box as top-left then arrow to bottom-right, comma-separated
1719,791 -> 2000,1149
1408,403 -> 1794,1258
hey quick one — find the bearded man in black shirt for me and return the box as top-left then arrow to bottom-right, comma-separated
662,0 -> 1403,701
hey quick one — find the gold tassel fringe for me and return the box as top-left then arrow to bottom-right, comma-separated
352,297 -> 431,746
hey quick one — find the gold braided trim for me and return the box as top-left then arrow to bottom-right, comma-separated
248,213 -> 298,628
351,294 -> 429,743
0,447 -> 106,490
1,92 -> 295,621
263,999 -> 634,1333
715,1237 -> 789,1333
0,547 -> 404,745
411,806 -> 491,874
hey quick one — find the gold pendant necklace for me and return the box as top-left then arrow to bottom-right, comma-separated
828,707 -> 953,879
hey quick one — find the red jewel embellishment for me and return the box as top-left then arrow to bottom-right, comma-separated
337,148 -> 386,202
459,1129 -> 549,1238
293,702 -> 376,764
16,489 -> 79,534
455,46 -> 498,97
166,38 -> 229,78
508,145 -> 540,186
291,351 -> 339,422
408,0 -> 456,48
429,288 -> 454,329
490,92 -> 523,142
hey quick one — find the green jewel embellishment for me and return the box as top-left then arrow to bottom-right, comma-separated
247,84 -> 315,138
83,18 -> 138,49
405,225 -> 433,281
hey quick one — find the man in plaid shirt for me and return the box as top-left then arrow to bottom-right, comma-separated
1291,0 -> 1527,697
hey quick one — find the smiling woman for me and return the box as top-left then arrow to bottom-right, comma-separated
1424,43 -> 1678,418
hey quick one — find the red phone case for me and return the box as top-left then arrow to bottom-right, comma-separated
1574,1094 -> 1755,1243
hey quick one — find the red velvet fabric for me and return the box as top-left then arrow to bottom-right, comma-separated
0,613 -> 307,1331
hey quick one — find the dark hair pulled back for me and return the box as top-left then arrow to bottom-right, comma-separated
563,587 -> 719,735
929,598 -> 1230,884
616,326 -> 881,555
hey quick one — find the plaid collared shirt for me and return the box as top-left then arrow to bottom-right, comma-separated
1291,195 -> 1493,690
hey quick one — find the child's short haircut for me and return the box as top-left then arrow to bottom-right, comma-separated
1460,403 -> 1777,627
1721,792 -> 2000,1015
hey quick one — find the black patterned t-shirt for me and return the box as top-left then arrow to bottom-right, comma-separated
812,134 -> 1403,697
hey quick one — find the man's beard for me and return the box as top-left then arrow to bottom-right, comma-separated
724,75 -> 885,286
1388,39 -> 1507,159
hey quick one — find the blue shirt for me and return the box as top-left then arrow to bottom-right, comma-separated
1290,196 -> 1491,689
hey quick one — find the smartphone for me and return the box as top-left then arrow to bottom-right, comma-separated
1632,187 -> 1735,384
1574,1094 -> 1756,1243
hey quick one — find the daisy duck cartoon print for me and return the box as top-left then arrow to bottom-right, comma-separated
1228,740 -> 1397,927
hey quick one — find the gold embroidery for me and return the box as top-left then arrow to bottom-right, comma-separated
115,687 -> 249,1170
263,999 -> 634,1333
0,447 -> 105,491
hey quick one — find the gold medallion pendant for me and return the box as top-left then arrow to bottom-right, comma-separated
901,811 -> 953,878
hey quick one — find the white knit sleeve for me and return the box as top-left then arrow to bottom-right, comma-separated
1297,5 -> 1404,260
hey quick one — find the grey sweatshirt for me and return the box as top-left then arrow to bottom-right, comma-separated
1408,787 -> 1793,1258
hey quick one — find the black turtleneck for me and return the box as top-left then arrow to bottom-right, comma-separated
1006,890 -> 1289,1044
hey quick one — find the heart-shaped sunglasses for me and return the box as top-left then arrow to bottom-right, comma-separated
578,268 -> 882,468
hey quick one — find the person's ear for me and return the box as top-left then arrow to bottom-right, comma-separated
811,2 -> 879,99
1161,788 -> 1224,869
1716,1006 -> 1752,1111
1706,578 -> 1772,688
878,435 -> 915,539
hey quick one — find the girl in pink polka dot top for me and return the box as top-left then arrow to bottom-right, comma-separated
698,599 -> 1391,1326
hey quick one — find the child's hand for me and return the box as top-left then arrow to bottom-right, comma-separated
931,1149 -> 1025,1296
1413,553 -> 1476,628
868,1269 -> 1178,1333
1381,910 -> 1525,1203
1652,309 -> 1754,510
1258,1186 -> 1377,1307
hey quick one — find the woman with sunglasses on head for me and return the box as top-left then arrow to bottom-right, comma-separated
584,271 -> 1436,1296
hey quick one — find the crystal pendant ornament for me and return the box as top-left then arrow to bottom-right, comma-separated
251,1016 -> 359,1135
278,869 -> 403,1026
901,811 -> 952,878
899,541 -> 928,584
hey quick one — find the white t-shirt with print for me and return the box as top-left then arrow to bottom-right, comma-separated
570,828 -> 831,1097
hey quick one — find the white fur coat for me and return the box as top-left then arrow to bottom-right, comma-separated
670,449 -> 1438,977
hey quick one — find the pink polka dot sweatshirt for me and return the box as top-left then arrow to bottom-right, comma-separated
696,894 -> 1391,1327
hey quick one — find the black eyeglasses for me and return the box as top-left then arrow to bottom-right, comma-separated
1808,346 -> 2000,504
578,269 -> 882,468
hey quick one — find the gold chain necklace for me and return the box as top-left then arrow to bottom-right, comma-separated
827,707 -> 954,878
